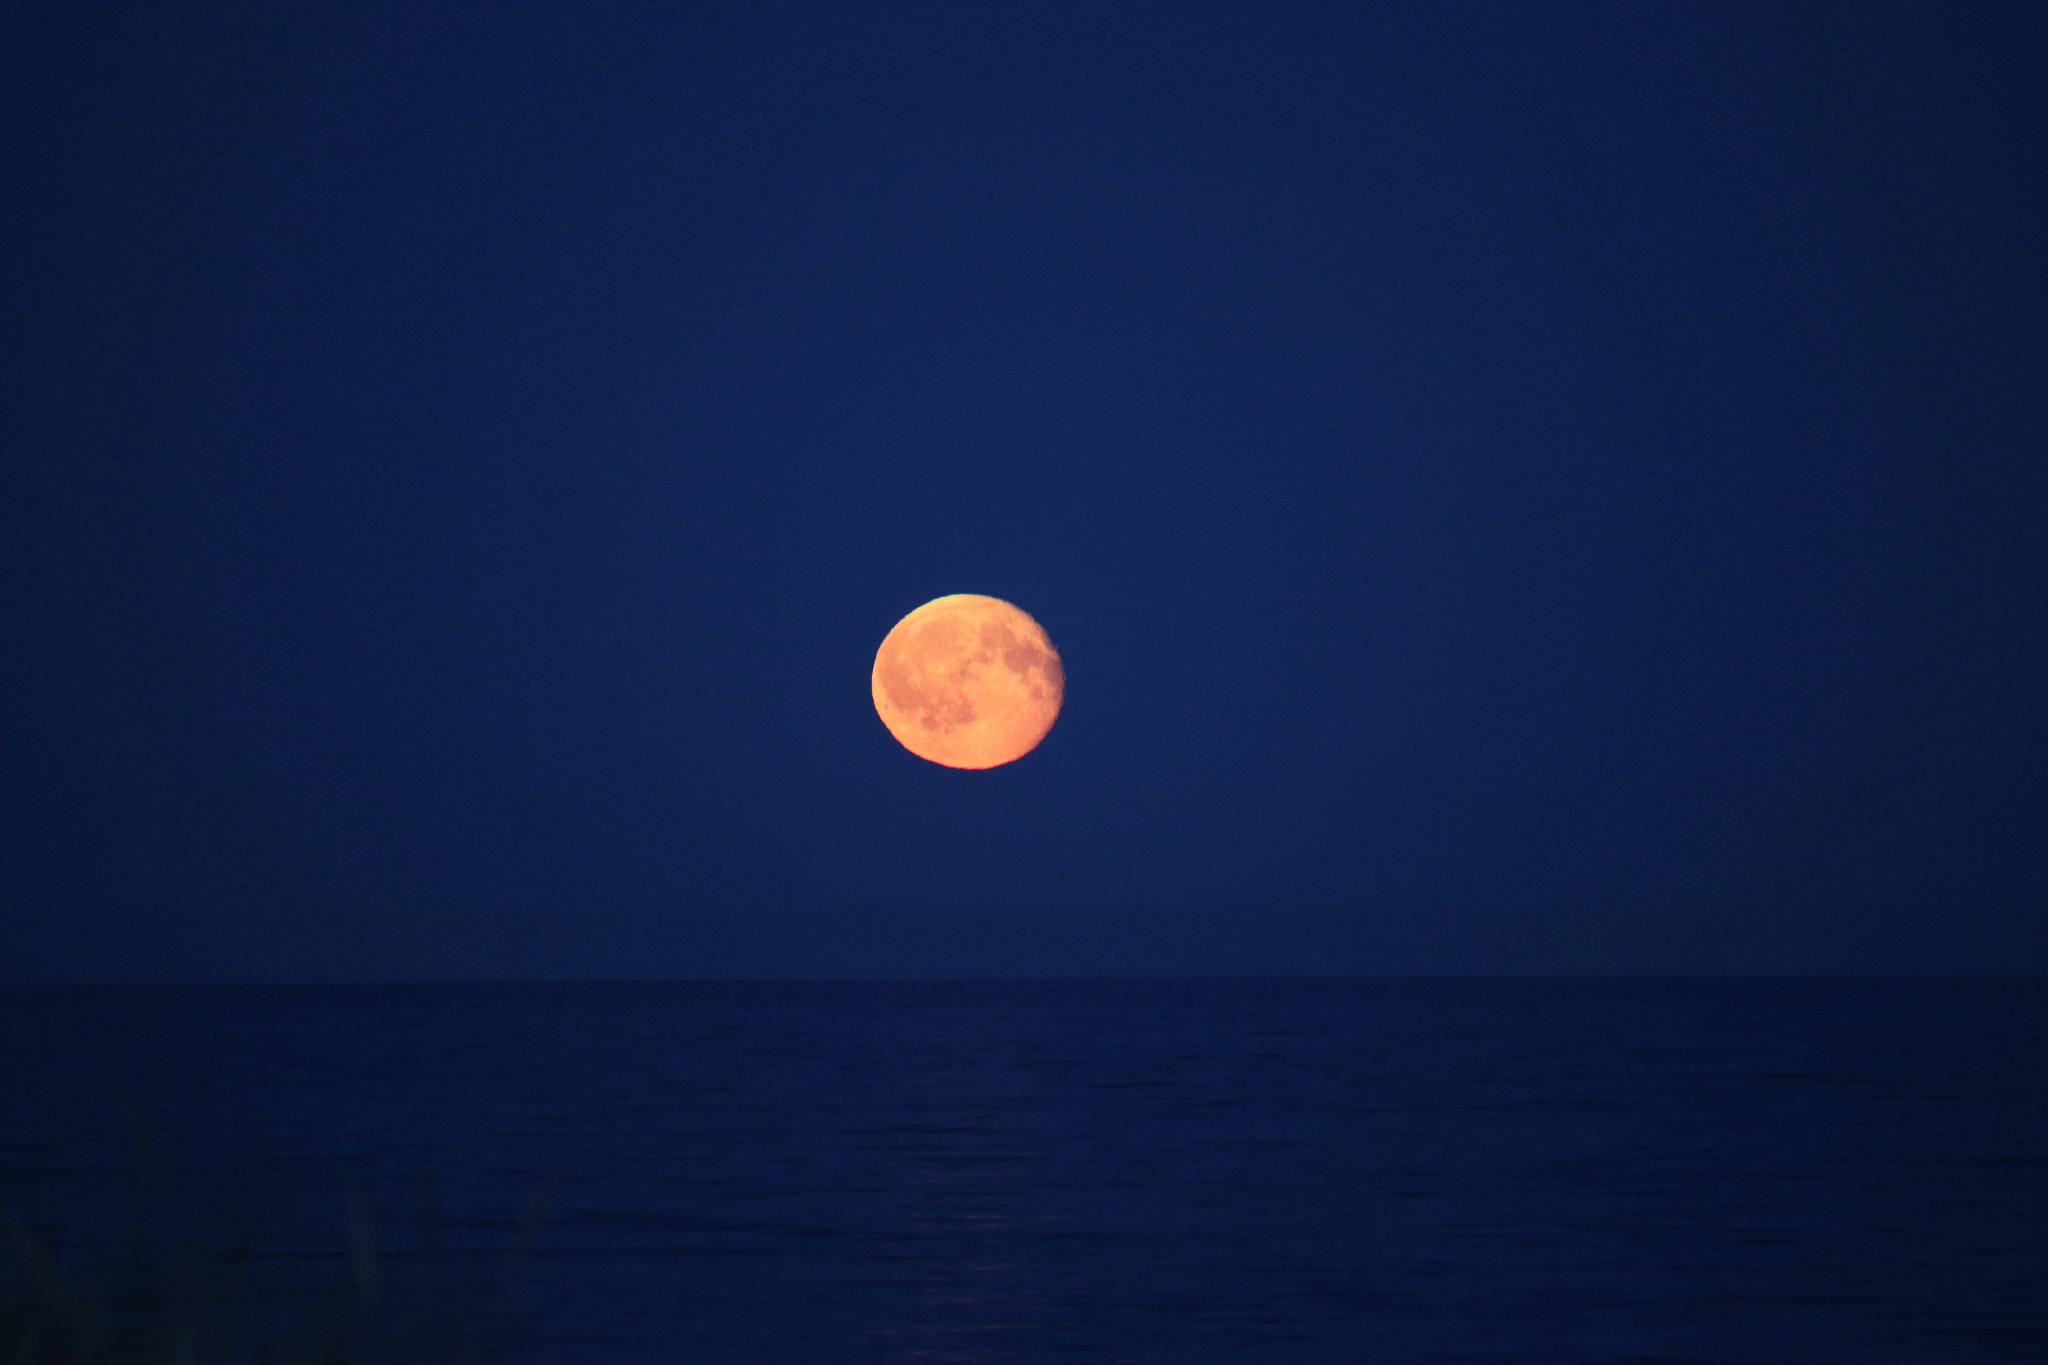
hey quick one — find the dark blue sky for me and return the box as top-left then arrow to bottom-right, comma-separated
4,2 -> 2043,980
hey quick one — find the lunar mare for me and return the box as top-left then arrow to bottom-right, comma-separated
871,594 -> 1063,769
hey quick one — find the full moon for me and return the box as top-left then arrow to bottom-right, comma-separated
871,594 -> 1064,769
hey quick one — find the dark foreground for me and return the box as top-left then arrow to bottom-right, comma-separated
3,979 -> 2043,1363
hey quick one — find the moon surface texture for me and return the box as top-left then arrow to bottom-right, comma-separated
872,594 -> 1064,769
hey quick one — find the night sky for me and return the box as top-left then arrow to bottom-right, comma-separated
4,3 -> 2043,981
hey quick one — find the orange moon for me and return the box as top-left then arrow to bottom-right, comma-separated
871,594 -> 1064,769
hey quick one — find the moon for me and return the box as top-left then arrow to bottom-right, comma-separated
871,594 -> 1064,769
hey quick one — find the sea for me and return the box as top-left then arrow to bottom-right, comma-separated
1,979 -> 2043,1363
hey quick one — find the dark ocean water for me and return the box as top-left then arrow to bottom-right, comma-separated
1,979 -> 2043,1363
